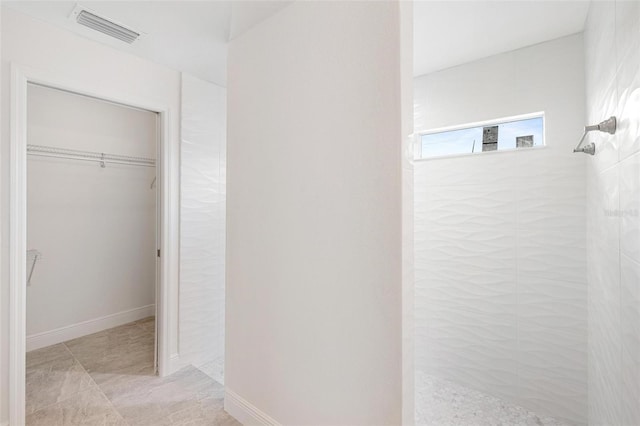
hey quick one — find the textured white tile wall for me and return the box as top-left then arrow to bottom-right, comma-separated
414,34 -> 588,424
584,1 -> 640,425
180,74 -> 227,383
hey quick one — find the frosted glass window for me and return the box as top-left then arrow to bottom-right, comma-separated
418,115 -> 544,159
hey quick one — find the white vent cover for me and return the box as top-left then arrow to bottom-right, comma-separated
69,5 -> 141,44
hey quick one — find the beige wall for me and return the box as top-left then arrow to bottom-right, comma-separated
225,2 -> 405,424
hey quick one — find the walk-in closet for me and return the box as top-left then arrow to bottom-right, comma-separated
25,83 -> 158,376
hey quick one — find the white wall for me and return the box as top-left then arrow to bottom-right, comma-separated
225,1 -> 405,424
179,73 -> 227,383
1,7 -> 182,423
583,2 -> 640,425
400,1 -> 415,423
26,84 -> 156,346
414,34 -> 588,424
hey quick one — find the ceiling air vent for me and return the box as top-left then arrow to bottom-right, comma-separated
72,7 -> 140,44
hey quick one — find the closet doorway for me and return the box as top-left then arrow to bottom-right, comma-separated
8,67 -> 173,426
26,81 -> 158,350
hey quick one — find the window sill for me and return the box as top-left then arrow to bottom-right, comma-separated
413,144 -> 547,162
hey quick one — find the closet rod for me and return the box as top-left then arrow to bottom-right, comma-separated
27,144 -> 156,168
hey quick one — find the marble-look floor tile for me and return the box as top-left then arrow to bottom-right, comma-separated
26,385 -> 126,426
166,396 -> 240,426
134,316 -> 156,334
27,318 -> 236,425
26,344 -> 94,415
27,343 -> 71,368
65,321 -> 155,381
104,365 -> 236,426
195,357 -> 225,384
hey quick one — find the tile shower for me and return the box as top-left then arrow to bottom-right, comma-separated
585,1 -> 640,425
414,33 -> 587,425
414,2 -> 640,423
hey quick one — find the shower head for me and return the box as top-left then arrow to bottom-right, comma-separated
573,116 -> 617,156
586,116 -> 617,134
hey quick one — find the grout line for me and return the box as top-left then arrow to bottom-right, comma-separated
24,343 -> 125,421
27,319 -> 156,425
23,344 -> 88,417
63,342 -> 131,426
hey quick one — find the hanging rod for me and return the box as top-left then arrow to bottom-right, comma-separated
27,144 -> 156,168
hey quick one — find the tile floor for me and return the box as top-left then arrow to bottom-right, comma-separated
25,317 -> 240,426
415,371 -> 569,426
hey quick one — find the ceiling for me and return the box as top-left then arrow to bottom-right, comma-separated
4,1 -> 591,85
2,1 -> 290,87
414,0 -> 591,77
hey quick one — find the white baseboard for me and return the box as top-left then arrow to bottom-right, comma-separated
26,304 -> 155,352
225,388 -> 280,426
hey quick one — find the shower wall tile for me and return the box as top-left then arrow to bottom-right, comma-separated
588,296 -> 621,425
620,152 -> 640,263
414,34 -> 588,425
414,152 -> 588,421
414,153 -> 520,188
588,79 -> 620,174
584,0 -> 617,105
516,176 -> 586,285
415,178 -> 519,396
621,255 -> 640,426
516,276 -> 588,425
586,165 -> 621,426
617,78 -> 640,160
514,148 -> 585,184
426,268 -> 518,400
419,184 -> 518,276
614,0 -> 640,99
179,74 -> 227,382
590,165 -> 620,253
585,1 -> 640,424
585,0 -> 618,176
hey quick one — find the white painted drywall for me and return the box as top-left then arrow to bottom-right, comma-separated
179,73 -> 227,383
413,1 -> 589,77
583,2 -> 640,424
414,34 -> 588,424
399,1 -> 415,424
26,84 -> 156,341
1,7 -> 181,422
225,1 -> 404,424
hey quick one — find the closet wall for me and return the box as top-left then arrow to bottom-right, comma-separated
26,84 -> 157,349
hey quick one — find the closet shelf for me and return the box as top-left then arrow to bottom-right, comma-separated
27,144 -> 156,168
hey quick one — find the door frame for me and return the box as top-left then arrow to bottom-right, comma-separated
8,63 -> 175,426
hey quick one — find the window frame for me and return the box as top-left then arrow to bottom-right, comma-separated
414,111 -> 546,161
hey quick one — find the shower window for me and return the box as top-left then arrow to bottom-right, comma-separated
416,113 -> 544,159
